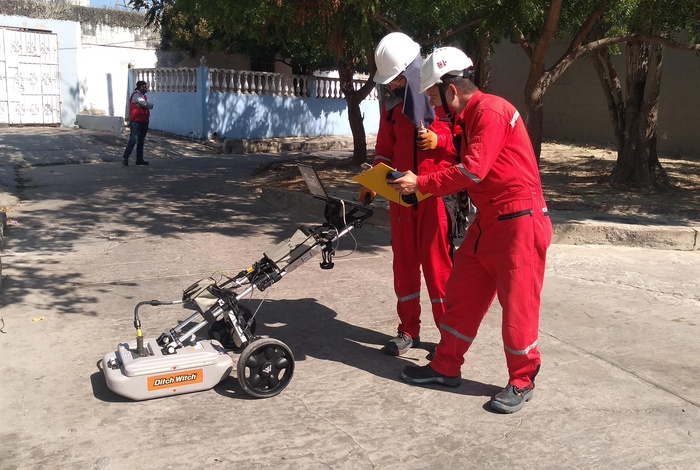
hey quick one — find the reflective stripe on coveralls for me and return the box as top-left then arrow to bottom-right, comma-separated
398,292 -> 420,302
455,164 -> 481,183
440,323 -> 475,343
375,155 -> 392,165
400,293 -> 447,304
505,340 -> 538,356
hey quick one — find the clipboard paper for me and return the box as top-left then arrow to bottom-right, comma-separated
351,162 -> 432,207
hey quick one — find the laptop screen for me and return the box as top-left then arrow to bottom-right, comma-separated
298,164 -> 328,199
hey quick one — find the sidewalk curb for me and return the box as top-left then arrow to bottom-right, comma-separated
261,187 -> 699,251
221,135 -> 377,154
551,213 -> 698,251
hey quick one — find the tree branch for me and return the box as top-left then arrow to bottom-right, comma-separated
542,31 -> 700,90
518,30 -> 533,60
635,34 -> 700,52
532,0 -> 562,63
416,18 -> 482,46
543,1 -> 609,86
373,13 -> 401,32
567,0 -> 607,52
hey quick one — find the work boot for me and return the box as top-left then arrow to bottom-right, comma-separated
384,332 -> 419,356
490,383 -> 534,414
401,364 -> 461,387
135,159 -> 150,166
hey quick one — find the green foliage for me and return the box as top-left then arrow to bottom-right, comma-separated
596,0 -> 700,57
129,0 -> 391,74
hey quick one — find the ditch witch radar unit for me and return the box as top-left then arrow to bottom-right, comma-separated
102,165 -> 373,400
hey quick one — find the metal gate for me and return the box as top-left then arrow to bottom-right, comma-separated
0,27 -> 61,125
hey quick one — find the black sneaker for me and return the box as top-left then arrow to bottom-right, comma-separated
490,384 -> 534,413
122,158 -> 128,166
384,332 -> 419,356
401,365 -> 461,387
135,159 -> 149,166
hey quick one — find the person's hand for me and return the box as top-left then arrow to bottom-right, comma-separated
386,170 -> 418,194
416,130 -> 438,150
358,187 -> 376,205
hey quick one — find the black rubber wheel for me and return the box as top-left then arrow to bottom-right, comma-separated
237,338 -> 295,398
207,305 -> 256,350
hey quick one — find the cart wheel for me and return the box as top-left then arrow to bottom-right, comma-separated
237,338 -> 295,398
208,305 -> 256,350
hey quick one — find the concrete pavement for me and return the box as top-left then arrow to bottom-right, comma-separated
0,127 -> 699,469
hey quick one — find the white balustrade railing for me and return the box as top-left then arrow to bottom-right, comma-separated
211,69 -> 312,97
314,77 -> 378,100
132,67 -> 378,100
133,68 -> 197,92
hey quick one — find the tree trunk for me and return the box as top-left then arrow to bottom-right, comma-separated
591,47 -> 625,153
474,32 -> 492,92
338,62 -> 373,166
611,42 -> 671,190
348,94 -> 368,165
523,85 -> 544,163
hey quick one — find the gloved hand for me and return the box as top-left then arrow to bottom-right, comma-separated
416,129 -> 438,150
358,187 -> 376,205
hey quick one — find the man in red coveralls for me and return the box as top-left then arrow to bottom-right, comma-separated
389,47 -> 553,413
122,80 -> 154,166
359,33 -> 456,356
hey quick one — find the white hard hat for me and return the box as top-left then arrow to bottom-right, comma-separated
373,32 -> 421,85
419,47 -> 473,93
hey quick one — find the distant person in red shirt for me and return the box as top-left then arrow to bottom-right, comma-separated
123,80 -> 154,166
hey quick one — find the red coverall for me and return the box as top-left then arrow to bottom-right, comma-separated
415,90 -> 553,389
374,104 -> 455,339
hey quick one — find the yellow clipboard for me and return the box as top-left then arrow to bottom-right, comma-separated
351,162 -> 432,207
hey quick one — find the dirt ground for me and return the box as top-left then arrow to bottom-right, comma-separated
242,141 -> 700,219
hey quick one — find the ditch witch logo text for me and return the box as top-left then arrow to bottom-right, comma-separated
148,369 -> 204,391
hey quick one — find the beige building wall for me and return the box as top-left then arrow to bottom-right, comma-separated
490,40 -> 700,159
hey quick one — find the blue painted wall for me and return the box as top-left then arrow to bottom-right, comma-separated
136,66 -> 381,140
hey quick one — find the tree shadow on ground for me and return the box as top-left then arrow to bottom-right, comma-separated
0,148 -> 389,319
538,144 -> 700,219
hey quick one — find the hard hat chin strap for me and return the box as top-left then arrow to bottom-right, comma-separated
438,83 -> 453,123
437,81 -> 463,160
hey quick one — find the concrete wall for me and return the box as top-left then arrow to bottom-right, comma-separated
490,39 -> 700,159
0,3 -> 161,128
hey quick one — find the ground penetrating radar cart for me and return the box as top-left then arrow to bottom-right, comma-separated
102,165 -> 373,400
